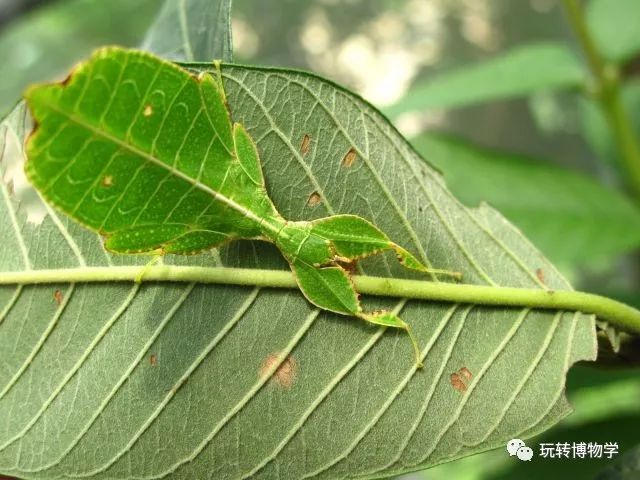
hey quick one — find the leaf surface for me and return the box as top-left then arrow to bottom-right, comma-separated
0,53 -> 597,480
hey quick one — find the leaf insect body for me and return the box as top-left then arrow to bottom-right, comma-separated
24,47 -> 461,367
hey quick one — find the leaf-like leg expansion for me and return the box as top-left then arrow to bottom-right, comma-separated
290,259 -> 423,367
198,72 -> 234,152
233,122 -> 264,187
311,215 -> 389,259
311,215 -> 461,280
392,244 -> 462,280
105,224 -> 230,255
108,226 -> 231,282
290,259 -> 359,315
105,224 -> 190,254
161,229 -> 232,254
358,311 -> 423,368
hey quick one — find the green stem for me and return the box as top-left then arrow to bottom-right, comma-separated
563,0 -> 640,201
2,266 -> 639,335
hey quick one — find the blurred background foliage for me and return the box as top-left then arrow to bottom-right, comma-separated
0,0 -> 638,479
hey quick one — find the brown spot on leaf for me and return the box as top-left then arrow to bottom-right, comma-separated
536,268 -> 546,285
150,354 -> 157,366
101,175 -> 113,187
450,372 -> 467,393
260,353 -> 297,389
307,191 -> 322,207
459,367 -> 472,381
143,105 -> 153,117
342,147 -> 357,167
53,289 -> 63,306
451,367 -> 472,393
300,134 -> 311,156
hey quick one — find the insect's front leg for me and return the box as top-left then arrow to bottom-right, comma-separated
310,215 -> 462,280
135,253 -> 164,283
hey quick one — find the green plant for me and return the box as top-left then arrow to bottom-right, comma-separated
0,1 -> 638,479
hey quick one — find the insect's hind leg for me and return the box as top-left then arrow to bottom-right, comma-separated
358,310 -> 424,368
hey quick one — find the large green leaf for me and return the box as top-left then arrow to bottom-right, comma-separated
0,54 -> 596,480
384,43 -> 585,118
412,133 -> 640,267
141,0 -> 233,62
587,0 -> 640,64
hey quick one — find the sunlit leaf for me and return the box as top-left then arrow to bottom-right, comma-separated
385,43 -> 585,118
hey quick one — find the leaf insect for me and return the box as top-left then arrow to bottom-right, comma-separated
23,48 -> 461,367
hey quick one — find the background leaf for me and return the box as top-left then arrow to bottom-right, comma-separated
412,133 -> 640,268
384,43 -> 585,118
141,0 -> 234,62
579,82 -> 640,171
0,57 -> 598,479
586,0 -> 640,64
0,0 -> 160,115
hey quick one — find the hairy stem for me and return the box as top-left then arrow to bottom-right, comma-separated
563,0 -> 640,202
1,265 -> 639,335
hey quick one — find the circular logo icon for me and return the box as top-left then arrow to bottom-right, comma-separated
507,439 -> 525,456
